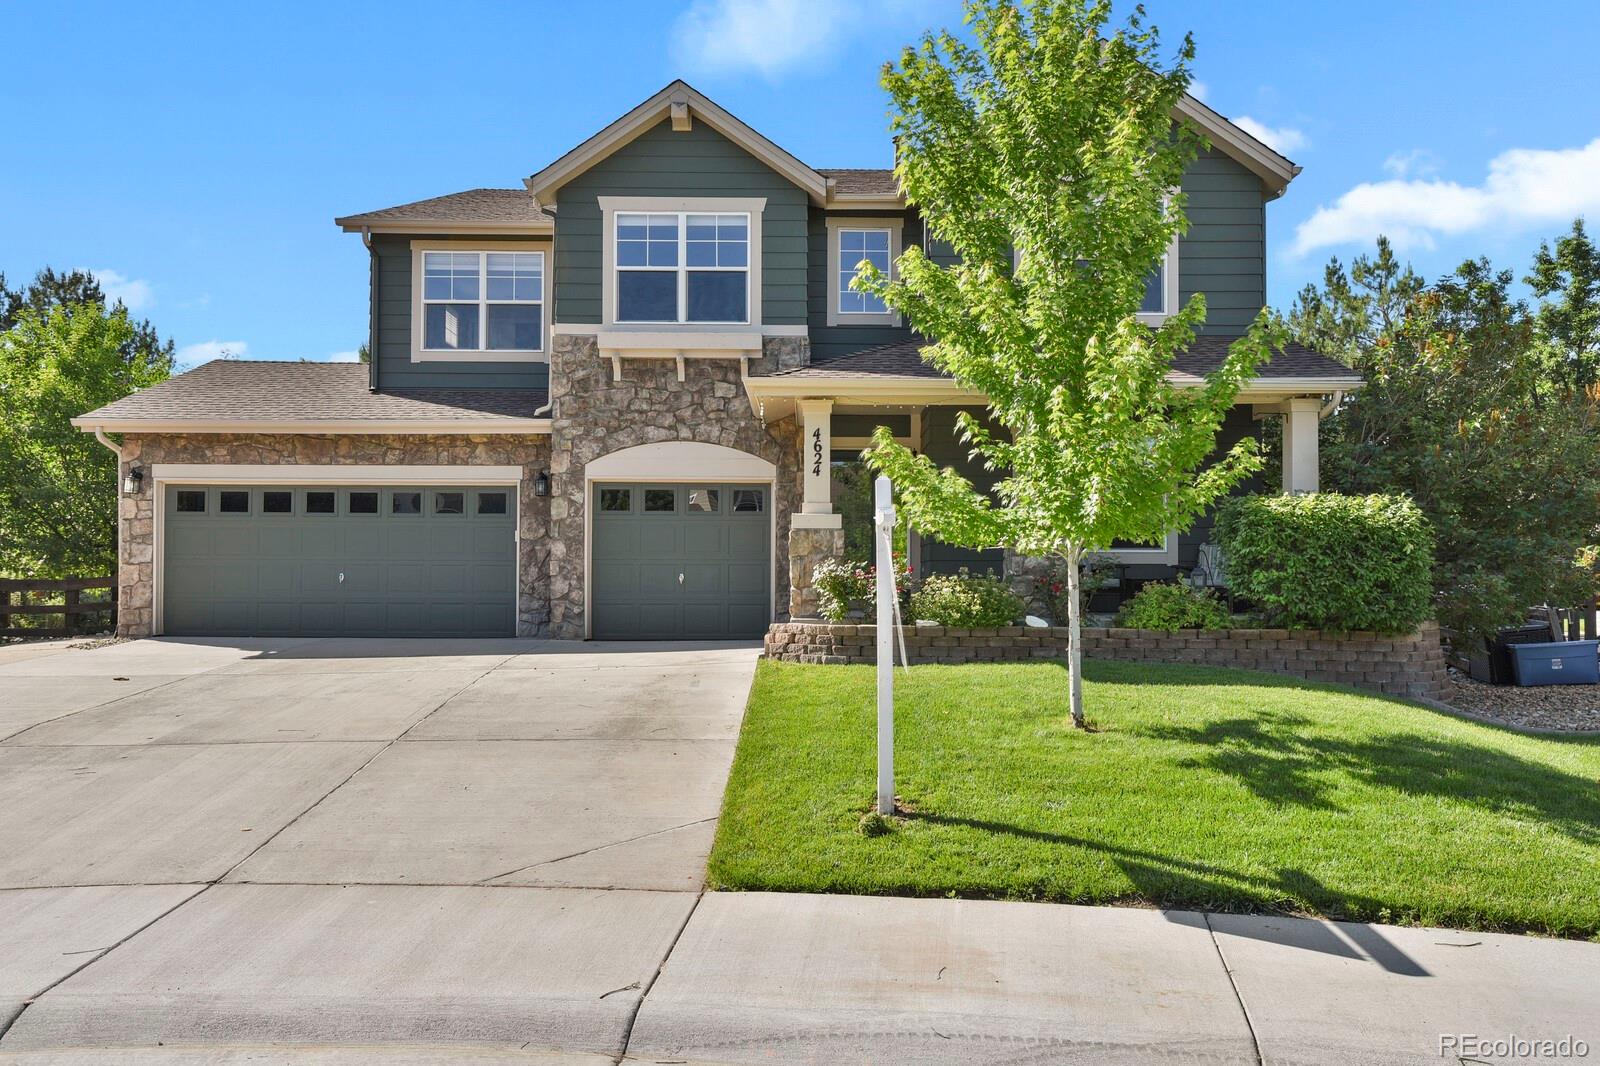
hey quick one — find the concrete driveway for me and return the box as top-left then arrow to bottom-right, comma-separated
0,636 -> 758,1060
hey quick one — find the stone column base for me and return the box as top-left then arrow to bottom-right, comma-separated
788,525 -> 845,619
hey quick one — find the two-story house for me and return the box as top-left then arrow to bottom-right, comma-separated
74,81 -> 1361,641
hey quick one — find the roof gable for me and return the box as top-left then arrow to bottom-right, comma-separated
526,80 -> 828,207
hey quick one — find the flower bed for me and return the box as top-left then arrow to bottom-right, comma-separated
763,621 -> 1447,701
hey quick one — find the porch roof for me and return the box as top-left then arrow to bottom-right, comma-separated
777,335 -> 1359,384
745,335 -> 1362,418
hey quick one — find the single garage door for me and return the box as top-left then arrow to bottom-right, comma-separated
590,482 -> 770,639
162,484 -> 517,637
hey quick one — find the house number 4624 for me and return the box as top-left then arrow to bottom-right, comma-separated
811,427 -> 824,477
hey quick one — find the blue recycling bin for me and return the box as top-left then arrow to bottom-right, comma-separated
1508,640 -> 1600,686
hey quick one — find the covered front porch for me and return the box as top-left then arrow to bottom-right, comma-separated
743,348 -> 1355,619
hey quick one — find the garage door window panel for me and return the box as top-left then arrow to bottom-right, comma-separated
477,491 -> 508,515
262,491 -> 293,514
348,491 -> 379,515
175,490 -> 206,514
305,491 -> 336,515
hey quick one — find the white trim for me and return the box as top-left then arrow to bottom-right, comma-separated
1135,226 -> 1182,326
1102,530 -> 1181,565
825,216 -> 902,327
552,323 -> 806,338
410,240 -> 551,364
599,198 -> 765,329
75,419 -> 553,435
585,442 -> 776,482
150,464 -> 524,637
526,81 -> 828,206
336,219 -> 554,236
1172,94 -> 1301,198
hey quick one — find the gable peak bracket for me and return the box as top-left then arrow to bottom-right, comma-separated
670,99 -> 692,132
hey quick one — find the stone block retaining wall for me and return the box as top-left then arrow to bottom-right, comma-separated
764,621 -> 1448,701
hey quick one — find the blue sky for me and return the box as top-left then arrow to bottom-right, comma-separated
4,0 -> 1597,365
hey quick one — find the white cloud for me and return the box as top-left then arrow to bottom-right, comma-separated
90,269 -> 153,312
1233,116 -> 1308,155
176,339 -> 249,365
670,0 -> 935,79
1292,136 -> 1600,256
672,0 -> 847,78
1187,80 -> 1209,102
1381,148 -> 1439,179
324,350 -> 363,362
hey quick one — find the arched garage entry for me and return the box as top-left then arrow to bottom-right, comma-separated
585,442 -> 777,640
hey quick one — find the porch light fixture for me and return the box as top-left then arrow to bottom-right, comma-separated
121,466 -> 144,495
533,471 -> 550,497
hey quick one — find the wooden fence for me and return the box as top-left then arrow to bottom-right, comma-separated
1531,603 -> 1600,642
0,577 -> 116,639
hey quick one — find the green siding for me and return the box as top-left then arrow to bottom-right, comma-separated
807,208 -> 921,361
803,149 -> 1268,355
1180,148 -> 1267,334
918,405 -> 1006,576
554,120 -> 811,327
372,233 -> 552,391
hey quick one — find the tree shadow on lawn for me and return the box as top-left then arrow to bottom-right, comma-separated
1071,659 -> 1600,845
1137,709 -> 1600,846
908,808 -> 1435,970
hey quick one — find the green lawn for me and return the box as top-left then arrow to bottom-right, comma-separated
708,660 -> 1600,937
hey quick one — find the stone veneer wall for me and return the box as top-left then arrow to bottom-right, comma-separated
544,334 -> 805,638
114,434 -> 551,638
764,621 -> 1448,701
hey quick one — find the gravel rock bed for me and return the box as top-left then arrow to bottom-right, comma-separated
1442,667 -> 1600,732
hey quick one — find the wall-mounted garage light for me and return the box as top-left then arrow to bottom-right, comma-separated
533,471 -> 550,497
121,466 -> 144,495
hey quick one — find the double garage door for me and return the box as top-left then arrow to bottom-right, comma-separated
162,484 -> 517,637
590,482 -> 770,640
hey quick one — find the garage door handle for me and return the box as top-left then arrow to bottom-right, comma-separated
678,573 -> 685,586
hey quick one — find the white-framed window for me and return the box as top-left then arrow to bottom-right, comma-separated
1105,530 -> 1181,565
614,211 -> 750,324
826,216 -> 901,326
411,243 -> 548,362
838,229 -> 891,313
1136,233 -> 1180,322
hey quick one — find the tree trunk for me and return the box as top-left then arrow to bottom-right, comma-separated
1065,542 -> 1086,728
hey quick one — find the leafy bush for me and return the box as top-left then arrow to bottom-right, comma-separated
1114,581 -> 1231,631
1032,554 -> 1119,622
911,569 -> 1025,627
1215,493 -> 1434,633
813,557 -> 910,622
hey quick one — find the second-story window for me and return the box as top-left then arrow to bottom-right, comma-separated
837,229 -> 891,314
422,251 -> 543,353
616,212 -> 749,323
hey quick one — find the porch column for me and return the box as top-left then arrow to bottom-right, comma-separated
1282,397 -> 1320,494
790,398 -> 843,619
798,398 -> 836,515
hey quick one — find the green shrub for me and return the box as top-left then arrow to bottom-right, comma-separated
911,569 -> 1025,627
813,557 -> 910,622
1215,493 -> 1434,633
1114,581 -> 1231,631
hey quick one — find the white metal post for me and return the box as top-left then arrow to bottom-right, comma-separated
874,475 -> 896,815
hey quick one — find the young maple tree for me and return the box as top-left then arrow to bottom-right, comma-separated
861,0 -> 1283,727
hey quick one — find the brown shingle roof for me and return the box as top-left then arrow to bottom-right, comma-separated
77,361 -> 549,425
817,169 -> 899,196
335,188 -> 553,229
777,335 -> 1360,382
